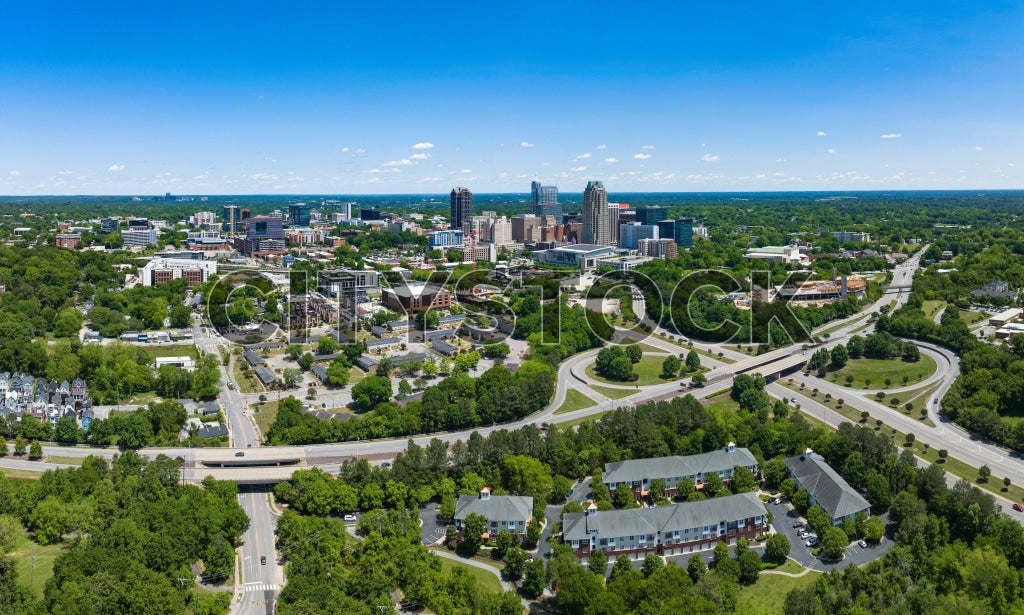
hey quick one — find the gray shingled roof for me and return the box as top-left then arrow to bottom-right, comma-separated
197,424 -> 228,438
604,447 -> 759,486
454,494 -> 533,524
311,365 -> 328,383
784,452 -> 870,521
563,492 -> 766,543
244,350 -> 265,366
431,339 -> 458,355
365,337 -> 401,348
254,367 -> 277,385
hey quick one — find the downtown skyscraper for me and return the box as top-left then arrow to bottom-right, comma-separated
531,181 -> 560,220
582,180 -> 610,245
450,187 -> 473,230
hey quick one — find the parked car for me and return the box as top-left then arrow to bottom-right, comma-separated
799,531 -> 810,538
858,540 -> 868,548
792,522 -> 803,528
1013,503 -> 1023,512
343,514 -> 357,522
806,538 -> 820,548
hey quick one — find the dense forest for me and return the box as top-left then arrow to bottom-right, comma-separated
0,453 -> 248,615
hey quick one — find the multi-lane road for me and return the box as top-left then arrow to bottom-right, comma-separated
6,246 -> 1024,612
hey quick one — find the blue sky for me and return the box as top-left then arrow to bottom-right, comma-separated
2,1 -> 1023,195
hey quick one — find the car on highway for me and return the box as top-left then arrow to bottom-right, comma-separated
234,451 -> 245,457
227,381 -> 234,390
260,555 -> 267,565
1013,503 -> 1023,512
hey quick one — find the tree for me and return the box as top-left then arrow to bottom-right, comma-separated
588,549 -> 607,576
847,335 -> 865,358
737,549 -> 762,584
865,470 -> 891,512
0,436 -> 6,457
55,415 -> 79,444
821,526 -> 848,560
482,342 -> 510,359
686,553 -> 707,582
375,358 -> 394,377
298,352 -> 315,370
614,485 -> 634,508
459,512 -> 486,556
317,336 -> 340,355
422,361 -> 438,378
649,478 -> 666,501
326,359 -> 350,387
275,367 -> 298,388
1003,476 -> 1011,490
351,375 -> 392,411
285,344 -> 303,360
440,493 -> 456,522
398,379 -> 413,397
625,344 -> 642,364
661,355 -> 681,379
713,540 -> 730,567
641,552 -> 663,578
704,472 -> 724,497
522,558 -> 547,598
494,530 -> 513,560
765,533 -> 791,563
763,458 -> 786,488
937,449 -> 948,462
685,349 -> 701,372
902,342 -> 921,361
979,465 -> 991,483
29,495 -> 69,544
731,466 -> 756,493
504,547 -> 528,582
792,488 -> 810,513
28,440 -> 42,460
862,515 -> 885,543
691,372 -> 707,387
830,344 -> 849,368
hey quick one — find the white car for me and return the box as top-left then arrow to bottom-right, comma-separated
343,514 -> 357,522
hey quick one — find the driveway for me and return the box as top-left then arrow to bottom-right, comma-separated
766,499 -> 894,572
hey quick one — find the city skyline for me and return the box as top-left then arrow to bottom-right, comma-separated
2,2 -> 1023,195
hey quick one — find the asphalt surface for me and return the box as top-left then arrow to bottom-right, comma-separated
765,499 -> 893,572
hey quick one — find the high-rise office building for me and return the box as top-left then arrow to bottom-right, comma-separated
222,205 -> 250,233
636,206 -> 668,226
531,181 -> 560,220
582,181 -> 609,245
658,219 -> 694,250
619,223 -> 660,249
607,204 -> 621,246
450,187 -> 473,230
289,203 -> 311,227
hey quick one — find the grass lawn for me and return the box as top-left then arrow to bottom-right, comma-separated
586,355 -> 678,386
962,310 -> 989,325
436,556 -> 504,594
737,569 -> 820,615
45,455 -> 85,466
554,409 -> 614,429
829,354 -> 937,389
252,400 -> 279,436
144,345 -> 201,360
554,389 -> 596,415
704,396 -> 741,416
12,529 -> 63,598
232,362 -> 258,394
588,384 -> 637,400
125,391 -> 159,405
0,467 -> 45,479
922,300 -> 947,320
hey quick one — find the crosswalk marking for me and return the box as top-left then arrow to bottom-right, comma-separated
244,583 -> 278,592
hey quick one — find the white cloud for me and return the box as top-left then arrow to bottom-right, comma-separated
776,158 -> 787,163
353,148 -> 366,154
642,145 -> 655,150
880,133 -> 902,139
412,142 -> 434,150
575,153 -> 591,160
596,144 -> 607,149
700,154 -> 720,162
58,170 -> 73,175
816,131 -> 826,137
571,166 -> 587,172
827,148 -> 836,154
520,141 -> 534,148
974,146 -> 983,151
193,173 -> 208,180
604,157 -> 618,164
8,170 -> 20,176
410,153 -> 430,160
367,177 -> 381,183
249,172 -> 277,181
107,164 -> 125,172
420,177 -> 441,182
383,159 -> 413,167
341,147 -> 350,153
634,153 -> 652,160
461,169 -> 472,173
542,162 -> 550,166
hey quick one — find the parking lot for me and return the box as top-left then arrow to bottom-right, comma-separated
766,498 -> 894,571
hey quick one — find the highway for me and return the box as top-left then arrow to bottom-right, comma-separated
4,245 -> 1024,613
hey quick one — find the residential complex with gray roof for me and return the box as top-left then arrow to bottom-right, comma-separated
454,488 -> 533,540
784,449 -> 871,524
562,492 -> 768,560
604,443 -> 759,498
